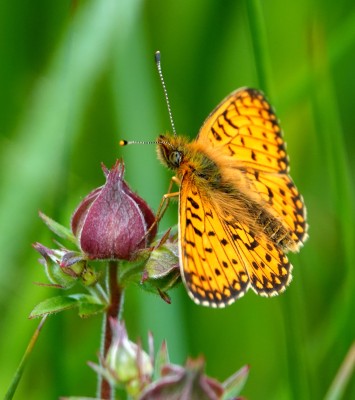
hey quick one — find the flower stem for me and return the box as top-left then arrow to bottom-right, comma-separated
86,282 -> 109,305
99,260 -> 124,400
4,315 -> 48,400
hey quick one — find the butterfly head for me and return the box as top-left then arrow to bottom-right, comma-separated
156,133 -> 189,172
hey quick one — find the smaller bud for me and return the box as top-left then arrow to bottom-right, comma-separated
140,357 -> 224,400
33,243 -> 85,288
91,319 -> 153,397
141,229 -> 181,303
71,160 -> 157,261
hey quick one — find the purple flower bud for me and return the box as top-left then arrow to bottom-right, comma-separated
140,357 -> 224,400
71,160 -> 156,260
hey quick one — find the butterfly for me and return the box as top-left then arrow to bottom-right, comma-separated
156,87 -> 308,308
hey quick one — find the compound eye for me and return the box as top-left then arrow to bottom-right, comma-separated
169,151 -> 182,167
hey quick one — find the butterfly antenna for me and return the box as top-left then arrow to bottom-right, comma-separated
119,139 -> 157,146
119,138 -> 175,150
155,51 -> 177,136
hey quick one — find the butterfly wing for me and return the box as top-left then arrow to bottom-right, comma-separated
244,168 -> 308,250
196,87 -> 288,173
196,87 -> 308,249
179,174 -> 291,307
222,213 -> 292,297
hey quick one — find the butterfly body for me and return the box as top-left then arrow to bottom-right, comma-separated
156,88 -> 308,307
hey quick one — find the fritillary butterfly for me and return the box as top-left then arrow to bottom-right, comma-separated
156,87 -> 308,308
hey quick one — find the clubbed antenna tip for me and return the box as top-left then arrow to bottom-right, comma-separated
155,51 -> 161,63
154,50 -> 176,136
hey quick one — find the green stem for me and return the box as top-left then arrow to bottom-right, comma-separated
86,281 -> 109,304
4,316 -> 48,400
99,261 -> 124,400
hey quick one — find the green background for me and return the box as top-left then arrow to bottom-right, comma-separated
0,0 -> 354,399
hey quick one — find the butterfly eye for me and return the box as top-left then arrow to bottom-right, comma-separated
169,151 -> 182,167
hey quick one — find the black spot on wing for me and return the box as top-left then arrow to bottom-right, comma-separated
187,196 -> 200,209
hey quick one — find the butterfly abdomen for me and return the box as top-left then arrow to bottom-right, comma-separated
210,182 -> 297,252
250,204 -> 298,251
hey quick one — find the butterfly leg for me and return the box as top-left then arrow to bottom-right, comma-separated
156,176 -> 180,221
143,176 -> 180,241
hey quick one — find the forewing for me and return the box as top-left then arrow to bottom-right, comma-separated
196,87 -> 308,250
179,176 -> 250,307
196,87 -> 288,173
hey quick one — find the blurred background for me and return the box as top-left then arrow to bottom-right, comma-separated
0,0 -> 354,399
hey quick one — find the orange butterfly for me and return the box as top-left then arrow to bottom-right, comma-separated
156,87 -> 308,308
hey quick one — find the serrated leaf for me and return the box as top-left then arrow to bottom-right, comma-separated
29,295 -> 79,319
29,294 -> 106,319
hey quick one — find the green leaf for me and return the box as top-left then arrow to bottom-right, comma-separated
78,302 -> 105,318
29,294 -> 106,319
72,294 -> 106,317
29,295 -> 79,319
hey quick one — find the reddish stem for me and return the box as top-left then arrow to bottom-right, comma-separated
100,261 -> 122,400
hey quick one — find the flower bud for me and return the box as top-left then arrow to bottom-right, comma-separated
33,243 -> 85,288
140,357 -> 224,400
71,160 -> 156,260
141,228 -> 180,303
90,319 -> 153,397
